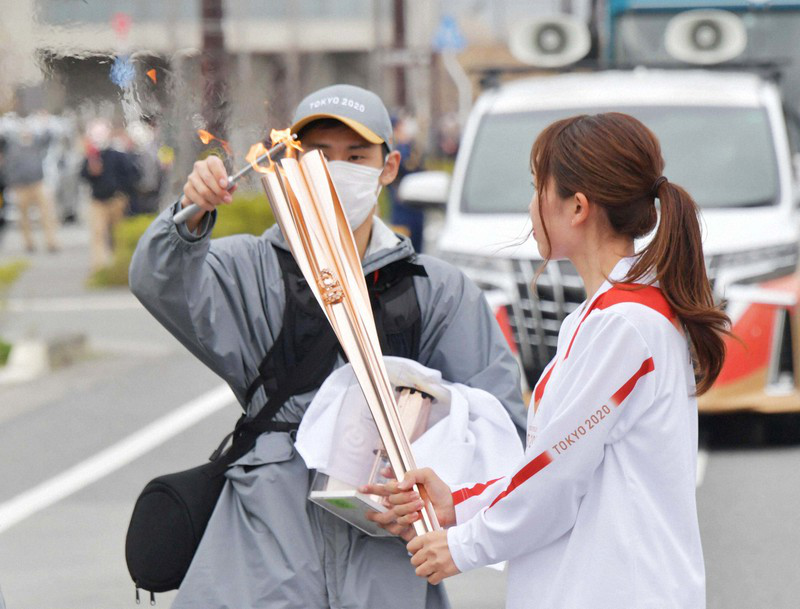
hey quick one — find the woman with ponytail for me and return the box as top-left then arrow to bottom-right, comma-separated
365,113 -> 728,608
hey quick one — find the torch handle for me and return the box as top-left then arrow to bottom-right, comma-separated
173,197 -> 228,226
173,139 -> 291,225
413,482 -> 441,534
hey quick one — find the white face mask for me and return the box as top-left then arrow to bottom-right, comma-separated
327,160 -> 383,229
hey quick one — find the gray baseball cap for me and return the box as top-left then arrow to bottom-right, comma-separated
291,84 -> 393,150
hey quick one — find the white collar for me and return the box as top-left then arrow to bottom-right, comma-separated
581,255 -> 642,312
608,255 -> 638,284
364,216 -> 401,258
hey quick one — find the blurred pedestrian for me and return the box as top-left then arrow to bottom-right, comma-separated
80,119 -> 139,271
43,113 -> 82,224
128,118 -> 165,215
111,123 -> 143,215
388,113 -> 426,252
436,112 -> 461,159
1,120 -> 60,252
0,134 -> 7,233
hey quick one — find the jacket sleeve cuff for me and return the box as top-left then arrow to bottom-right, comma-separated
171,200 -> 217,243
446,515 -> 491,573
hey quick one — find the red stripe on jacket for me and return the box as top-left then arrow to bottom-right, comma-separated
488,451 -> 554,508
534,284 -> 671,409
489,355 -> 656,509
611,357 -> 655,407
533,362 -> 556,407
453,478 -> 503,506
564,284 -> 675,360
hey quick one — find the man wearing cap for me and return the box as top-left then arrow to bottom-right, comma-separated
130,84 -> 525,609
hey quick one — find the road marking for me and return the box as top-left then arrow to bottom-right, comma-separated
696,448 -> 709,487
0,384 -> 235,535
91,338 -> 177,357
5,295 -> 142,313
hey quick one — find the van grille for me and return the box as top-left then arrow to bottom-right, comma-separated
508,259 -> 585,387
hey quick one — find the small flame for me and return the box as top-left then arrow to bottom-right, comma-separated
197,129 -> 232,155
246,142 -> 273,174
270,128 -> 302,158
146,68 -> 157,84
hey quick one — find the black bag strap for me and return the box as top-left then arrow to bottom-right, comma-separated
367,259 -> 426,361
210,302 -> 339,476
243,247 -> 342,406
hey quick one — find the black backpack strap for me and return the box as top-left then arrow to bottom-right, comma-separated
244,318 -> 339,406
368,257 -> 427,361
244,247 -> 340,406
207,327 -> 338,475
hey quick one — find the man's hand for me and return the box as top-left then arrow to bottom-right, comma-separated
361,467 -> 456,541
363,493 -> 416,542
181,156 -> 235,233
407,530 -> 460,585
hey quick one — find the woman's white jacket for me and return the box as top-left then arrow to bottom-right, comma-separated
448,258 -> 706,609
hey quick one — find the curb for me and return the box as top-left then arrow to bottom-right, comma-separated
0,334 -> 87,385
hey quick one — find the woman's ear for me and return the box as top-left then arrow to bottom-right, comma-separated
571,192 -> 591,227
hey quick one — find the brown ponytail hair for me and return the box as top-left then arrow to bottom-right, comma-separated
531,113 -> 729,395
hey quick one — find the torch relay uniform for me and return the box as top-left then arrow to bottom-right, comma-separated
128,203 -> 525,609
447,257 -> 705,609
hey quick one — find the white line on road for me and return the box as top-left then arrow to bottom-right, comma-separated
696,448 -> 709,487
5,295 -> 142,313
0,384 -> 235,535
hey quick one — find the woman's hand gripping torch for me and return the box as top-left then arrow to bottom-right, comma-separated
173,133 -> 299,225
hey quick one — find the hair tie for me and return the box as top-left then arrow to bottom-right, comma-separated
651,176 -> 668,198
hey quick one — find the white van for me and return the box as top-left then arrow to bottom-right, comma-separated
401,69 -> 800,413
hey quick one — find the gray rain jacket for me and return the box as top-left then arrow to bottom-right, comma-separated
129,203 -> 526,609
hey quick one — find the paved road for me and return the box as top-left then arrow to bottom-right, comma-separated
0,219 -> 798,608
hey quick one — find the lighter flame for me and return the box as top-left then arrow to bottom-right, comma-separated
246,142 -> 273,174
197,129 -> 232,155
270,128 -> 302,158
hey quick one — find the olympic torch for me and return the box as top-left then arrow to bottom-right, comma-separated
255,131 -> 439,537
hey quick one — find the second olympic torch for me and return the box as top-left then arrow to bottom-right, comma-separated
257,143 -> 439,537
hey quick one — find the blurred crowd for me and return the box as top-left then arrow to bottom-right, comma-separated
387,110 -> 460,253
0,108 -> 460,267
0,111 -> 174,271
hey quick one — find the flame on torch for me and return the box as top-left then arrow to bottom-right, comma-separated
270,128 -> 303,158
246,142 -> 273,174
197,129 -> 232,155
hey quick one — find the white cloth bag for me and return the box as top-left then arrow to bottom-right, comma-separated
295,356 -> 523,488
